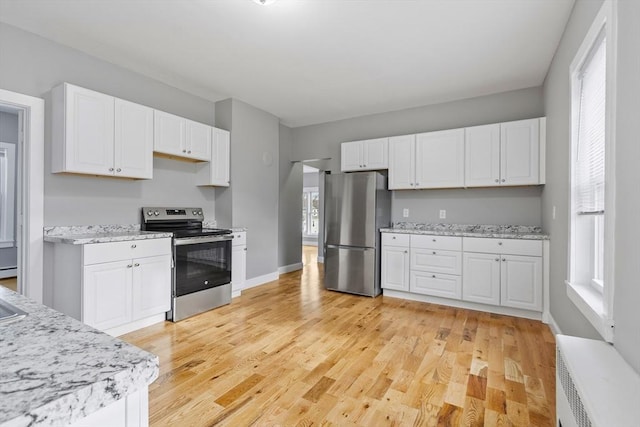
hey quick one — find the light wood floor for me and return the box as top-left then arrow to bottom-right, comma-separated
122,251 -> 556,426
0,277 -> 17,292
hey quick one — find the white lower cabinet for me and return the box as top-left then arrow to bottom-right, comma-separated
231,231 -> 247,297
381,236 -> 409,291
381,232 -> 547,318
46,238 -> 172,336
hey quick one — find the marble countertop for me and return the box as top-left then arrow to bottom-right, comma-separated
0,287 -> 158,427
43,225 -> 173,245
381,222 -> 549,240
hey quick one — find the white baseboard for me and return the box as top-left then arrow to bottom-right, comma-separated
317,256 -> 324,263
546,312 -> 563,336
383,289 -> 543,321
109,313 -> 166,337
0,268 -> 17,279
243,271 -> 279,290
231,290 -> 241,298
279,262 -> 303,274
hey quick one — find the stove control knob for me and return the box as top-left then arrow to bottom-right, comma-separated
147,210 -> 153,216
192,210 -> 197,215
197,210 -> 202,215
154,210 -> 160,216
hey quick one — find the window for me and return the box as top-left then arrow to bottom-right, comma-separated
567,0 -> 616,342
302,187 -> 319,237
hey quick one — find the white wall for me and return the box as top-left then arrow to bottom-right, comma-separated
0,23 -> 218,226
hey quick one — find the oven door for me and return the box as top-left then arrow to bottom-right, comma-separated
174,236 -> 232,297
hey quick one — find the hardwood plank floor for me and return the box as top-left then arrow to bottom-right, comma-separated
121,252 -> 555,426
0,277 -> 17,292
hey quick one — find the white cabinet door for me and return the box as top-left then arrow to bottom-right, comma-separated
131,255 -> 171,320
232,243 -> 247,295
114,98 -> 153,179
341,141 -> 363,171
185,119 -> 212,161
153,110 -> 185,157
415,129 -> 464,188
83,260 -> 132,331
381,245 -> 409,291
500,118 -> 540,186
410,271 -> 461,299
500,255 -> 542,311
212,128 -> 231,186
388,134 -> 415,189
465,123 -> 500,187
462,252 -> 500,305
362,138 -> 388,170
63,84 -> 115,175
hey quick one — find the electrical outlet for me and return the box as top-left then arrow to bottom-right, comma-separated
553,206 -> 556,220
439,210 -> 446,219
403,208 -> 409,218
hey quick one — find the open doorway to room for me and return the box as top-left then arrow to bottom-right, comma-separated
0,108 -> 19,293
302,164 -> 320,266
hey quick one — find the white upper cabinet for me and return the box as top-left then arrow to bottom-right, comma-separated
340,138 -> 388,171
153,111 -> 211,162
388,135 -> 416,189
465,123 -> 500,187
415,129 -> 465,189
500,118 -> 540,186
52,83 -> 152,179
197,127 -> 231,187
114,99 -> 153,179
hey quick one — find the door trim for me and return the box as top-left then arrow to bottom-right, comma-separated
0,89 -> 45,303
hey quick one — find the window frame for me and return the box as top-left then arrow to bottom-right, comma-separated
302,186 -> 319,238
566,0 -> 617,342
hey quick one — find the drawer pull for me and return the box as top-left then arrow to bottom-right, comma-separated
432,239 -> 436,242
432,251 -> 436,255
392,236 -> 396,239
432,274 -> 436,278
498,242 -> 503,246
134,263 -> 140,267
131,244 -> 137,249
502,258 -> 506,262
127,264 -> 133,268
404,250 -> 408,254
495,258 -> 499,262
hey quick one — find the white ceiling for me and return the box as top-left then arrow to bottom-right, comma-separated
0,0 -> 575,127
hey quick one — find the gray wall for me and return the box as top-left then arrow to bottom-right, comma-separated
541,0 -> 604,341
278,124 -> 303,267
610,0 -> 640,373
216,99 -> 280,280
0,23 -> 218,225
290,87 -> 545,225
0,112 -> 18,270
303,172 -> 320,188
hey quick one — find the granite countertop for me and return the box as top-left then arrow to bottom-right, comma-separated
381,222 -> 549,240
43,225 -> 172,245
0,287 -> 158,427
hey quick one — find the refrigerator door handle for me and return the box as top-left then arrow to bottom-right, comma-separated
326,245 -> 371,251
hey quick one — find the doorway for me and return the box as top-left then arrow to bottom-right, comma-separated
302,164 -> 320,265
0,109 -> 19,292
0,89 -> 45,303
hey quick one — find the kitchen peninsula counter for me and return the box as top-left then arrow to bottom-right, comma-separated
43,225 -> 171,245
380,222 -> 549,240
0,287 -> 158,427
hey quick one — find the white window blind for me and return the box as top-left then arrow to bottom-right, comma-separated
576,32 -> 606,215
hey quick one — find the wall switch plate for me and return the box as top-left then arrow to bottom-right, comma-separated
403,208 -> 409,218
439,210 -> 446,219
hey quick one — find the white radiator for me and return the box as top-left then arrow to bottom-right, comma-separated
556,335 -> 640,427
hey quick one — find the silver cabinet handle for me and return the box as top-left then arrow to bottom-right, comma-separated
244,248 -> 247,251
415,182 -> 419,186
392,236 -> 396,239
502,179 -> 506,182
127,264 -> 133,268
108,167 -> 114,172
498,242 -> 502,246
131,244 -> 137,248
431,274 -> 436,278
495,179 -> 499,183
495,258 -> 499,261
404,250 -> 408,254
432,239 -> 436,242
116,168 -> 121,172
432,251 -> 436,255
182,149 -> 187,153
502,258 -> 506,262
134,263 -> 140,267
188,150 -> 192,154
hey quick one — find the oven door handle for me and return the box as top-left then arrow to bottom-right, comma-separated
174,235 -> 233,245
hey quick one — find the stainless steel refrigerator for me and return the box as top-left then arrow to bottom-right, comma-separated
323,171 -> 391,297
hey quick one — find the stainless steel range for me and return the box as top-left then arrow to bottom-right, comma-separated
141,207 -> 233,321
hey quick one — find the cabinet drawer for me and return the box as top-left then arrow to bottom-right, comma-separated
382,233 -> 410,247
411,248 -> 461,275
411,234 -> 461,251
410,271 -> 461,299
84,238 -> 171,265
463,237 -> 542,256
231,231 -> 246,246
